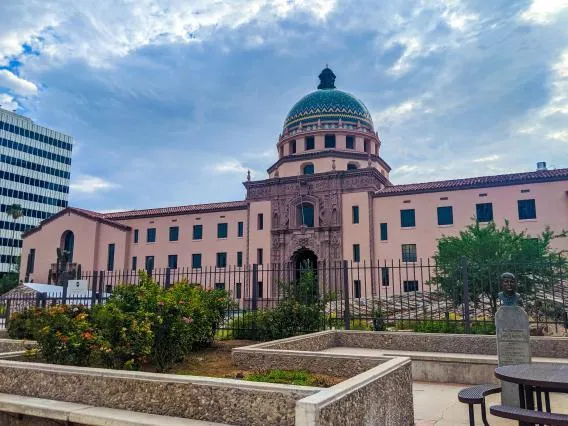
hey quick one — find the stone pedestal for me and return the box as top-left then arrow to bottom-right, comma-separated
495,306 -> 531,406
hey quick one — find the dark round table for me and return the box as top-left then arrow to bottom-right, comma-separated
495,363 -> 568,412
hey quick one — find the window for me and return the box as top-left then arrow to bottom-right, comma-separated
168,254 -> 178,269
257,248 -> 263,265
257,213 -> 264,230
133,229 -> 139,243
346,135 -> 355,149
380,223 -> 388,241
290,140 -> 296,154
303,164 -> 314,175
145,256 -> 154,271
297,203 -> 315,227
193,224 -> 203,240
257,281 -> 264,299
354,280 -> 361,298
217,223 -> 228,239
347,163 -> 358,170
352,206 -> 360,224
169,226 -> 179,241
518,199 -> 536,220
400,209 -> 416,228
403,280 -> 419,292
237,221 -> 244,237
324,134 -> 336,148
236,283 -> 242,299
27,249 -> 35,273
132,256 -> 137,271
381,267 -> 390,286
364,139 -> 370,153
476,203 -> 493,222
215,283 -> 225,290
192,253 -> 202,269
305,136 -> 315,150
437,206 -> 453,226
279,146 -> 284,157
353,244 -> 361,262
216,252 -> 227,268
401,244 -> 417,263
147,228 -> 156,243
237,251 -> 243,267
107,243 -> 115,271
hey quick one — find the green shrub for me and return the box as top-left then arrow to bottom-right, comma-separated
8,308 -> 42,339
35,305 -> 99,366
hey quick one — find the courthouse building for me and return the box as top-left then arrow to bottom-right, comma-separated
19,68 -> 568,295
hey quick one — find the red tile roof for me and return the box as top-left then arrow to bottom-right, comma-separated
375,168 -> 568,197
102,200 -> 248,220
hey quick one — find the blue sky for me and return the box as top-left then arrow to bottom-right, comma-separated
0,0 -> 567,212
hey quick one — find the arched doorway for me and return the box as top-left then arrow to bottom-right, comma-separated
291,248 -> 318,303
61,230 -> 75,263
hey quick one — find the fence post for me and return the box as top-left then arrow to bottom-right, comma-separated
165,268 -> 171,289
91,271 -> 98,307
461,256 -> 471,334
97,271 -> 104,304
251,264 -> 259,339
62,280 -> 68,305
4,299 -> 11,328
343,260 -> 350,330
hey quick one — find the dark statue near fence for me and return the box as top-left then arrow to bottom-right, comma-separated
52,248 -> 81,286
498,272 -> 521,307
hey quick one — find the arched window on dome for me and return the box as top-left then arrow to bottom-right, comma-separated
302,164 -> 314,175
347,162 -> 359,171
296,203 -> 315,228
324,134 -> 336,148
290,140 -> 296,154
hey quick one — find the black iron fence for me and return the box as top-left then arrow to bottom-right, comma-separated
1,257 -> 567,335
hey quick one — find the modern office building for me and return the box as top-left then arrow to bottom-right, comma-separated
0,107 -> 72,274
19,68 -> 568,296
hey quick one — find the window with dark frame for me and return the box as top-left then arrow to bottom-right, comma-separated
297,202 -> 315,227
400,209 -> 416,227
476,203 -> 493,222
347,163 -> 358,170
236,283 -> 242,299
257,213 -> 264,230
257,281 -> 264,299
354,280 -> 361,298
380,223 -> 388,241
107,243 -> 115,271
145,256 -> 154,271
401,244 -> 417,262
353,244 -> 361,262
437,206 -> 453,226
237,251 -> 243,267
168,254 -> 178,269
290,140 -> 296,154
192,253 -> 202,269
216,252 -> 227,268
518,199 -> 537,220
346,135 -> 355,149
303,164 -> 314,175
215,283 -> 225,290
133,229 -> 139,243
192,224 -> 203,240
147,228 -> 156,243
305,136 -> 315,150
381,267 -> 390,286
237,221 -> 244,237
324,134 -> 336,148
217,223 -> 228,238
403,280 -> 419,292
27,248 -> 35,273
257,248 -> 263,265
352,206 -> 360,224
132,256 -> 137,271
169,226 -> 179,241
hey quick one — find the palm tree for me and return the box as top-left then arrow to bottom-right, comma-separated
6,204 -> 23,272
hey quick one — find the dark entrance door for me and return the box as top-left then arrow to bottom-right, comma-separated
291,248 -> 319,303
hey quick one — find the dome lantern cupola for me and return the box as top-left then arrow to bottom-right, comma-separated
283,67 -> 373,132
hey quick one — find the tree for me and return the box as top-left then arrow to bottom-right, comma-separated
431,221 -> 567,315
6,204 -> 23,272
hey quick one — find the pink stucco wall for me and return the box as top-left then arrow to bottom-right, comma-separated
271,156 -> 388,178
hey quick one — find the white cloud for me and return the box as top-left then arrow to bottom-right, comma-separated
521,0 -> 568,24
548,130 -> 568,142
70,175 -> 118,194
473,155 -> 500,163
0,70 -> 38,96
0,0 -> 337,69
211,160 -> 250,175
0,93 -> 19,111
373,96 -> 432,125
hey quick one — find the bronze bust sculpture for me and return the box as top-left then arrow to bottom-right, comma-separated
498,272 -> 521,307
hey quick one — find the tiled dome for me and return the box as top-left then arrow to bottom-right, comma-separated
283,67 -> 374,132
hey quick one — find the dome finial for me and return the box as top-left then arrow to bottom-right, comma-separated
318,66 -> 336,90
